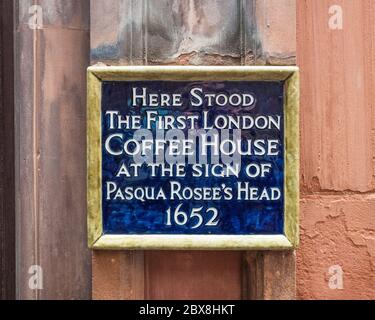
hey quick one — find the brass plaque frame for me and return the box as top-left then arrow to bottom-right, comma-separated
87,66 -> 299,250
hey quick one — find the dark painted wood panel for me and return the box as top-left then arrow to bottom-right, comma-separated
145,251 -> 243,300
93,251 -> 144,300
91,0 -> 296,300
15,0 -> 91,299
0,0 -> 15,300
245,251 -> 296,299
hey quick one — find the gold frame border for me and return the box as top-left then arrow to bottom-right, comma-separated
87,66 -> 299,250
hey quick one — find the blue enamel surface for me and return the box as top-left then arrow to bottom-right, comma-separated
101,81 -> 284,235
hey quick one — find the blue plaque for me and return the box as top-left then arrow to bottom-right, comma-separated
87,66 -> 299,249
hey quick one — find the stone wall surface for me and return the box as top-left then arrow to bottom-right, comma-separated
297,0 -> 375,299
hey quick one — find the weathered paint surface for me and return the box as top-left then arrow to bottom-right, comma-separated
15,0 -> 91,299
255,0 -> 296,65
298,196 -> 375,299
91,0 -> 295,66
297,0 -> 375,299
298,0 -> 375,192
